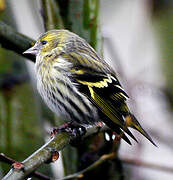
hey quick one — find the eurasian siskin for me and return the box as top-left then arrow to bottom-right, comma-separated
24,30 -> 156,146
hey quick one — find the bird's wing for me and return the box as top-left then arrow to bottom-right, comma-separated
61,51 -> 130,124
61,51 -> 157,146
60,51 -> 139,144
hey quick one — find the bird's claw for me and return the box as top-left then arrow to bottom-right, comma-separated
50,122 -> 86,138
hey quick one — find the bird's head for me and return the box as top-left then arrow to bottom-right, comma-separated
23,30 -> 72,57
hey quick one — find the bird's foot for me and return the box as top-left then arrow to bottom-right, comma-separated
50,121 -> 86,138
50,122 -> 72,137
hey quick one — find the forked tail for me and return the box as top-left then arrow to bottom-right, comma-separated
125,113 -> 157,147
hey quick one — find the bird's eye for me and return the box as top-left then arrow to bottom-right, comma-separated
41,40 -> 48,45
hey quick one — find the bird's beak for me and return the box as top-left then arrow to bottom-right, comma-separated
23,44 -> 39,55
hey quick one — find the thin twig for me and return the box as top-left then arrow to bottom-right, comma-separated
57,154 -> 173,180
122,157 -> 173,174
0,153 -> 15,164
40,0 -> 64,31
57,152 -> 116,180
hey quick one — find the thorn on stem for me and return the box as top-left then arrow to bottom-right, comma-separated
45,150 -> 59,164
52,151 -> 59,162
77,174 -> 84,178
12,162 -> 24,171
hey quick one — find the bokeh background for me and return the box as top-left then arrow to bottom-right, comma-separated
0,0 -> 173,179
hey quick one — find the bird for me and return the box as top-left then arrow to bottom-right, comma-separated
23,29 -> 156,146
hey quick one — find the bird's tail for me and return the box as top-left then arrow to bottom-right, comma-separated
125,113 -> 157,146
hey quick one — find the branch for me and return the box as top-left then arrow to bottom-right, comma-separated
3,126 -> 173,180
2,126 -> 106,180
0,21 -> 36,62
0,153 -> 53,180
2,132 -> 70,180
41,0 -> 64,31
